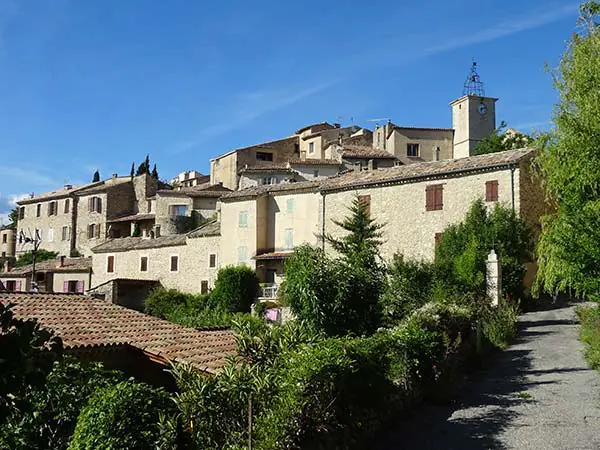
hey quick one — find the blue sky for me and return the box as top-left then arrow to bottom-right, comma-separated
0,0 -> 581,223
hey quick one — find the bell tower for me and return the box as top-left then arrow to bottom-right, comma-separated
450,62 -> 497,159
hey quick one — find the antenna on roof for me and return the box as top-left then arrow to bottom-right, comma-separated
366,118 -> 391,128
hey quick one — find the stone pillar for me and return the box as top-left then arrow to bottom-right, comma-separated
486,250 -> 501,306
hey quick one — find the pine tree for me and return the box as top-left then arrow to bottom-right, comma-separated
151,164 -> 158,180
130,162 -> 135,178
324,195 -> 384,267
92,170 -> 100,182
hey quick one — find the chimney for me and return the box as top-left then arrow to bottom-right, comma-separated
434,146 -> 441,161
338,134 -> 343,145
153,225 -> 161,238
59,255 -> 66,268
333,123 -> 341,128
353,164 -> 361,174
64,185 -> 72,190
367,159 -> 374,171
112,173 -> 118,181
4,260 -> 11,273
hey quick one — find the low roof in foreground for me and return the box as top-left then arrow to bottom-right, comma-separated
0,293 -> 237,374
4,257 -> 92,276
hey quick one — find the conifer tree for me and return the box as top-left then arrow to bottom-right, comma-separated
92,170 -> 100,183
130,162 -> 135,178
151,164 -> 158,180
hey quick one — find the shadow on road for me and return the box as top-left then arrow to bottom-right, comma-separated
376,318 -> 554,449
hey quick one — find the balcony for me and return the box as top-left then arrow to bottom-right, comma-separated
259,284 -> 280,300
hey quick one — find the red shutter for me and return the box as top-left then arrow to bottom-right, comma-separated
485,180 -> 499,202
16,281 -> 21,292
76,280 -> 84,293
435,186 -> 443,210
435,232 -> 442,245
107,256 -> 114,273
425,187 -> 432,211
63,281 -> 69,292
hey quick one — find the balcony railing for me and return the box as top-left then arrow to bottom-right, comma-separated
259,284 -> 279,299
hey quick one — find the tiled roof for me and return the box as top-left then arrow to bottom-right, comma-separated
6,257 -> 92,276
239,162 -> 293,174
92,235 -> 187,253
0,293 -> 237,373
17,183 -> 98,205
108,213 -> 155,223
320,148 -> 536,192
295,122 -> 335,135
253,251 -> 294,260
289,158 -> 342,166
187,221 -> 221,238
157,183 -> 231,198
210,136 -> 298,161
75,177 -> 133,195
339,145 -> 398,160
221,180 -> 321,201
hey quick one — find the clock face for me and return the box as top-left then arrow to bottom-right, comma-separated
478,102 -> 488,115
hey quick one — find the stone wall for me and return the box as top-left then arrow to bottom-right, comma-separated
220,198 -> 258,269
0,229 -> 16,259
390,128 -> 454,161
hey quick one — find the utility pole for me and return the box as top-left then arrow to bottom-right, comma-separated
19,229 -> 41,292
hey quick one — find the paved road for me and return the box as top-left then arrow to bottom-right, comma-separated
378,303 -> 600,449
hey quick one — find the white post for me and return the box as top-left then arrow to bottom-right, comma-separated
486,249 -> 501,306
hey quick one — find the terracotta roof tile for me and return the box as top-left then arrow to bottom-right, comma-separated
187,221 -> 221,238
0,293 -> 237,374
92,235 -> 187,253
157,183 -> 231,198
339,145 -> 398,160
221,180 -> 321,201
289,158 -> 342,166
320,148 -> 536,192
107,213 -> 155,223
7,257 -> 91,275
253,251 -> 294,260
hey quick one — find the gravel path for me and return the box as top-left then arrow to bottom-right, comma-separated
378,303 -> 600,449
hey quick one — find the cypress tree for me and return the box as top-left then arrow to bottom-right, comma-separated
92,170 -> 100,183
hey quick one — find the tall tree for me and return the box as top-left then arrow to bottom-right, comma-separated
536,2 -> 600,299
130,162 -> 135,178
151,164 -> 158,180
92,170 -> 100,183
7,207 -> 18,229
135,154 -> 151,176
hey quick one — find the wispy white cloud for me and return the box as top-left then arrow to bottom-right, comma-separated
0,166 -> 59,187
424,4 -> 578,55
0,192 -> 27,226
172,78 -> 342,153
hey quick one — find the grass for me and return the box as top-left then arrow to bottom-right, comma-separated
517,391 -> 533,400
576,305 -> 600,370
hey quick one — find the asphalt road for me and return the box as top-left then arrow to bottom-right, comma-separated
378,303 -> 600,450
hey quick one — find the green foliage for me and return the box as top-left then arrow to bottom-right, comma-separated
68,380 -> 173,450
383,254 -> 434,324
14,249 -> 59,268
151,163 -> 158,180
473,121 -> 534,156
211,265 -> 260,313
92,170 -> 100,183
0,303 -> 63,424
132,222 -> 141,237
535,3 -> 600,299
145,287 -> 192,319
70,248 -> 81,258
577,305 -> 600,370
1,357 -> 125,450
435,199 -> 532,300
8,207 -> 18,229
476,301 -> 520,350
283,245 -> 384,336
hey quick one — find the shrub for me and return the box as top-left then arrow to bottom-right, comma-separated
68,380 -> 173,450
144,287 -> 193,319
1,357 -> 124,450
210,266 -> 260,313
476,301 -> 520,350
14,249 -> 59,268
283,245 -> 383,336
577,305 -> 600,370
383,254 -> 435,324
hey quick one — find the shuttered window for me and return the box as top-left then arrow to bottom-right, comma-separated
170,256 -> 179,272
201,280 -> 209,294
88,197 -> 102,213
485,180 -> 499,202
140,256 -> 148,272
425,185 -> 444,211
107,256 -> 115,273
64,199 -> 70,214
358,195 -> 371,216
62,226 -> 69,241
209,254 -> 217,268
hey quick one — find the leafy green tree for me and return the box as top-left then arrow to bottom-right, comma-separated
92,170 -> 100,183
435,199 -> 533,300
210,266 -> 259,313
0,303 -> 62,432
14,249 -> 59,268
68,380 -> 173,450
535,2 -> 600,298
473,121 -> 534,156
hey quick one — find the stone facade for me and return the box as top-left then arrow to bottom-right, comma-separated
0,228 -> 16,260
451,95 -> 498,158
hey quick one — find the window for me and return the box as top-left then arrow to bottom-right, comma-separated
88,223 -> 101,239
407,143 -> 420,157
284,228 -> 293,250
485,180 -> 499,202
6,280 -> 20,292
62,226 -> 69,241
358,195 -> 371,216
107,256 -> 114,273
47,228 -> 54,243
169,205 -> 187,216
209,253 -> 217,268
313,170 -> 319,178
256,152 -> 273,161
286,198 -> 294,213
425,184 -> 444,211
200,280 -> 209,295
309,142 -> 315,154
147,200 -> 153,212
1,234 -> 6,243
18,207 -> 25,220
170,255 -> 179,272
88,197 -> 102,213
140,256 -> 148,272
65,280 -> 84,293
1,252 -> 5,258
239,211 -> 248,228
36,204 -> 41,217
48,201 -> 57,216
237,246 -> 248,264
64,199 -> 70,214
